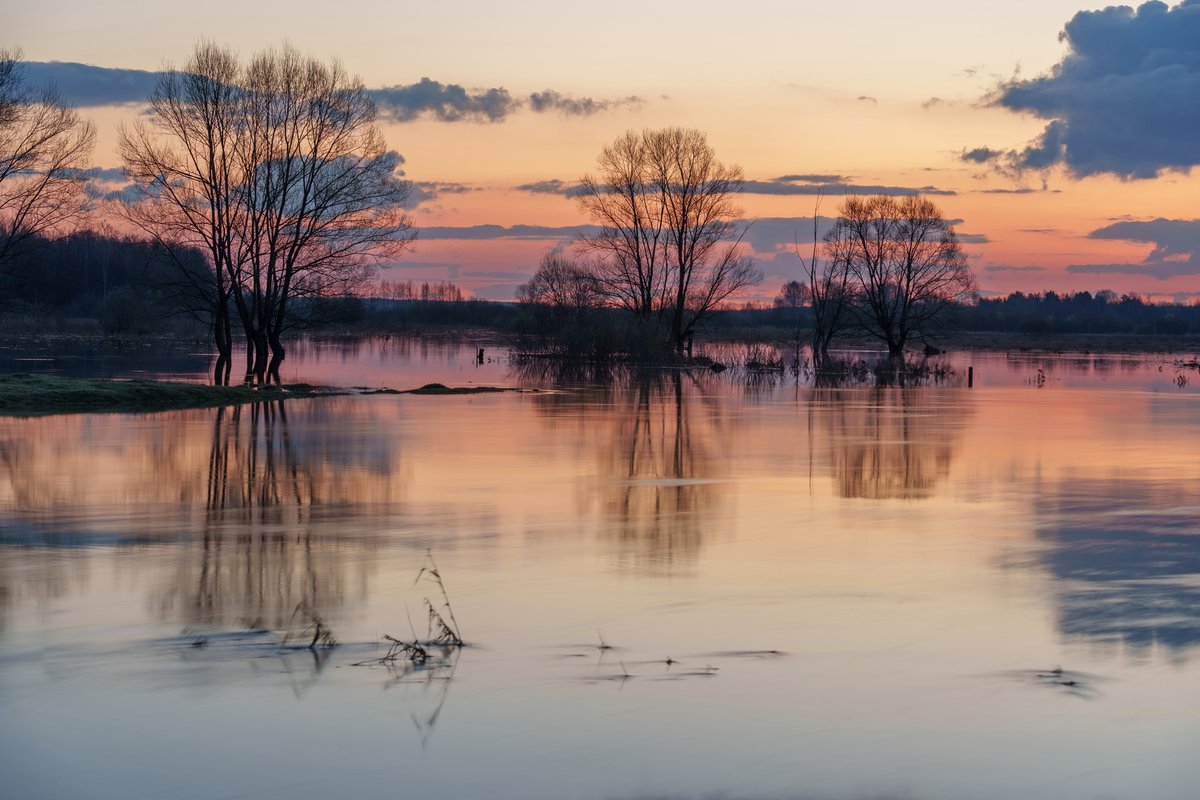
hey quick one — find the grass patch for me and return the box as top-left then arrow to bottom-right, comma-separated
0,373 -> 344,416
403,383 -> 508,395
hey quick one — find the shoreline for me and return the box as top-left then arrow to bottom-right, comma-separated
0,375 -> 514,417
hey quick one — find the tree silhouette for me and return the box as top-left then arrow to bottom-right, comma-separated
826,194 -> 974,357
577,128 -> 760,353
0,49 -> 94,283
120,42 -> 416,382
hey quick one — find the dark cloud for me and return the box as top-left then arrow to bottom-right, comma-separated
404,181 -> 476,209
1067,218 -> 1200,279
738,216 -> 839,253
21,61 -> 640,124
514,179 -> 586,197
528,90 -> 641,116
20,61 -> 158,106
372,82 -> 645,123
79,165 -> 140,203
856,95 -> 878,104
509,177 -> 949,198
371,78 -> 518,123
85,180 -> 151,204
984,265 -> 1046,273
82,166 -> 127,182
986,0 -> 1200,178
956,232 -> 991,244
506,175 -> 936,199
961,147 -> 1003,164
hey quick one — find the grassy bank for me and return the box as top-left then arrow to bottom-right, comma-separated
0,374 -> 345,416
0,374 -> 519,417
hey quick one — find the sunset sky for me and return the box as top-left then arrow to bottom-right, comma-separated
10,0 -> 1200,301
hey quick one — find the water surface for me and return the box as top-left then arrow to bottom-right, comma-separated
1,342 -> 1198,799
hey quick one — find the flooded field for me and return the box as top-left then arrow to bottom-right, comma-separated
2,340 -> 1198,799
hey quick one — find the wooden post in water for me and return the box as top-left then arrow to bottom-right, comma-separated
968,366 -> 974,388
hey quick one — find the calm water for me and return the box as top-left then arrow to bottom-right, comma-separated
1,341 -> 1199,800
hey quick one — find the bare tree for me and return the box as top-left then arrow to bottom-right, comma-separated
577,128 -> 759,353
828,194 -> 974,357
517,250 -> 601,310
121,42 -> 416,382
0,49 -> 95,283
577,131 -> 668,319
119,43 -> 242,381
794,199 -> 854,365
773,280 -> 808,309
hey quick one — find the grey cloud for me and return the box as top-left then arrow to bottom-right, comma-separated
418,217 -> 834,253
371,78 -> 518,123
741,216 -> 838,253
528,89 -> 641,116
515,179 -> 586,197
85,181 -> 151,203
380,259 -> 465,273
510,177 -> 945,198
740,180 -> 955,197
463,270 -> 533,280
373,82 -> 644,123
419,224 -> 603,241
988,0 -> 1200,178
957,232 -> 991,244
961,147 -> 1003,164
1067,217 -> 1200,279
857,95 -> 878,104
774,174 -> 852,184
20,61 -> 158,106
405,181 -> 477,209
24,60 -> 641,124
975,187 -> 1043,194
82,166 -> 127,182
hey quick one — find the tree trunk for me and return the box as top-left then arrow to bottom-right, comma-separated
266,331 -> 286,385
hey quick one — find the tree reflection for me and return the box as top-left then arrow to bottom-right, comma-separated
0,399 -> 408,631
155,401 -> 389,628
517,362 -> 728,569
807,386 -> 972,500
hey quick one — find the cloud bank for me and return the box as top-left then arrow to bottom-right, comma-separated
20,62 -> 642,123
19,61 -> 159,106
527,89 -> 641,116
515,175 -> 955,198
1068,218 -> 1200,279
371,79 -> 518,122
976,0 -> 1200,178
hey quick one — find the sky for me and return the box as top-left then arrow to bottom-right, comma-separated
8,0 -> 1200,302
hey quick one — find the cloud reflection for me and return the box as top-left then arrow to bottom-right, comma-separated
1035,478 -> 1200,656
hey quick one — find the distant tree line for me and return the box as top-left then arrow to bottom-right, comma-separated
715,286 -> 1200,341
0,228 -> 199,334
378,279 -> 465,303
967,290 -> 1200,336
